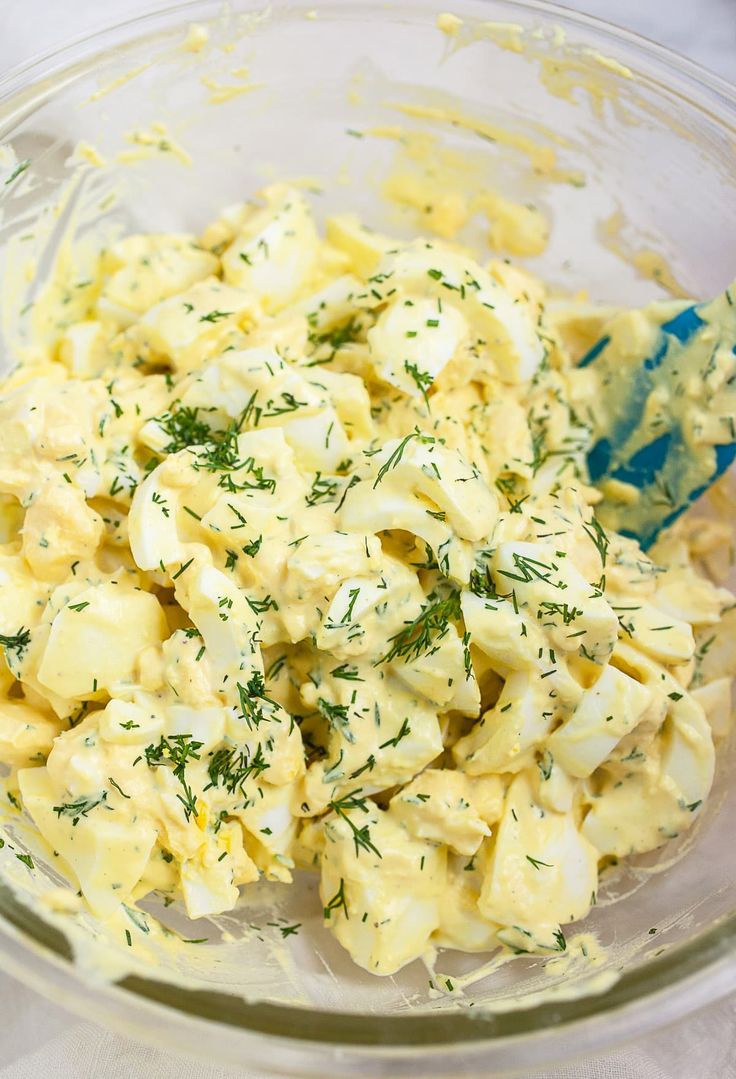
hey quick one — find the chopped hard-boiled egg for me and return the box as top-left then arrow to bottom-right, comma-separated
0,181 -> 731,979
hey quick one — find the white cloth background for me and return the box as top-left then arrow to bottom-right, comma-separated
0,0 -> 735,1075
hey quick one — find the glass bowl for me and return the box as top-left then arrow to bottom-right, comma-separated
0,2 -> 734,1074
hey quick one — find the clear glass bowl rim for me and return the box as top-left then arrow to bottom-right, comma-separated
0,0 -> 734,1070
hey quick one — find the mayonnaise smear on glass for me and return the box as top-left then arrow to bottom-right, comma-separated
0,181 -> 731,976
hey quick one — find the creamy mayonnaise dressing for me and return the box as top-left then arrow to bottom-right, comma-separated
0,174 -> 732,979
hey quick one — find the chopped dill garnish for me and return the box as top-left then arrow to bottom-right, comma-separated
328,789 -> 381,858
376,589 -> 461,665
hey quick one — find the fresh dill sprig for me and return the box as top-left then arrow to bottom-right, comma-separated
468,564 -> 500,599
330,663 -> 364,681
372,429 -> 434,489
151,401 -> 277,499
156,406 -> 214,454
306,472 -> 339,507
323,877 -> 349,919
307,317 -> 361,362
144,735 -> 203,821
205,742 -> 269,797
526,854 -> 554,871
0,626 -> 31,663
403,361 -> 432,410
53,791 -> 108,827
317,697 -> 354,742
379,717 -> 411,749
262,392 -> 308,418
236,671 -> 278,729
538,601 -> 583,626
246,594 -> 279,615
328,789 -> 381,859
582,515 -> 609,567
498,552 -> 554,584
376,589 -> 461,665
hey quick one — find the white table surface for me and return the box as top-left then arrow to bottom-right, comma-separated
1,1 -> 735,1076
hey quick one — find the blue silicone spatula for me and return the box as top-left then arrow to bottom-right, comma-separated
580,282 -> 736,549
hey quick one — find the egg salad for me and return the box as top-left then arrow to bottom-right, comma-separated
0,182 -> 732,976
